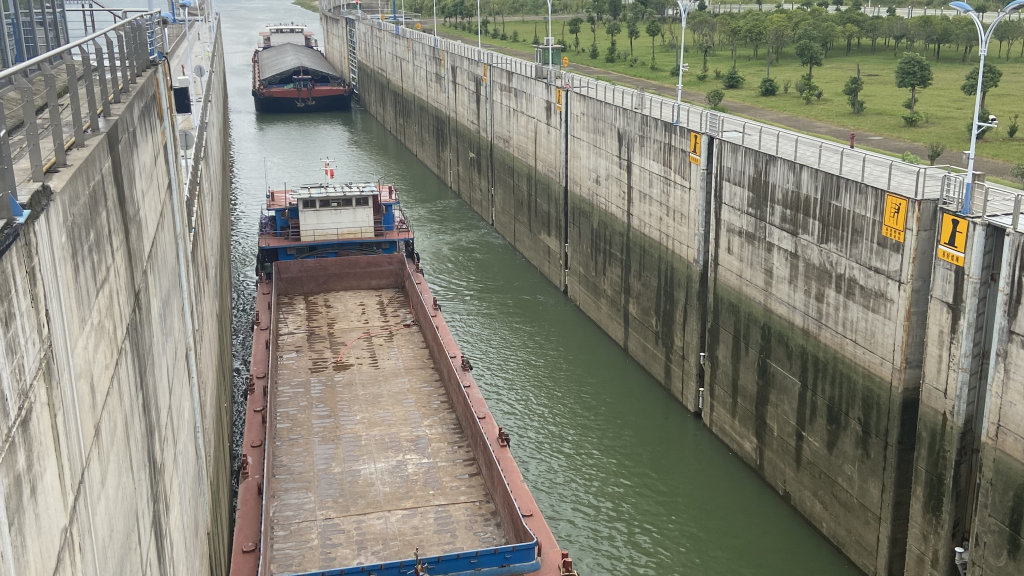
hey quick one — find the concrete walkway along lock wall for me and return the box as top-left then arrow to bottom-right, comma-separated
319,5 -> 1024,576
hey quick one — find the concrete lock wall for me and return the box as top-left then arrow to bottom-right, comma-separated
0,27 -> 231,576
330,13 -> 1024,576
969,233 -> 1024,576
904,217 -> 1024,576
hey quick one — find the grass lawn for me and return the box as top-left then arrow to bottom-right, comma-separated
293,0 -> 319,12
441,18 -> 1024,166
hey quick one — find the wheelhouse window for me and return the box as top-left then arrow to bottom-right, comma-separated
341,198 -> 354,207
302,200 -> 316,209
355,197 -> 369,206
319,199 -> 331,208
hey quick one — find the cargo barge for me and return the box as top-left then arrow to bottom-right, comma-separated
252,24 -> 351,113
231,174 -> 575,576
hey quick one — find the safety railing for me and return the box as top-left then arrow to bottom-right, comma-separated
941,177 -> 1024,233
0,11 -> 164,207
261,223 -> 413,243
344,11 -> 966,202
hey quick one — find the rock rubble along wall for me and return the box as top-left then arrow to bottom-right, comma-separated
0,28 -> 231,576
333,12 -> 1024,576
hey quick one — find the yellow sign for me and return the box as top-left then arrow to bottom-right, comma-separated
556,88 -> 562,111
937,212 -> 968,267
416,22 -> 422,30
689,132 -> 702,165
482,64 -> 488,82
562,56 -> 569,67
882,193 -> 908,242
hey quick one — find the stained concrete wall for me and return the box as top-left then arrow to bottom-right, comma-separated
706,142 -> 938,576
334,13 -> 1023,576
969,233 -> 1024,576
0,27 -> 231,576
904,220 -> 1024,576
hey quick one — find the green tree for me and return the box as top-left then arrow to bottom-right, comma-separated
722,69 -> 745,89
627,17 -> 640,55
705,88 -> 725,108
794,40 -> 824,81
926,142 -> 946,166
842,75 -> 865,114
758,76 -> 779,96
605,19 -> 622,43
894,52 -> 932,113
1012,162 -> 1024,188
607,0 -> 623,20
645,18 -> 662,62
961,62 -> 1002,110
569,16 -> 583,52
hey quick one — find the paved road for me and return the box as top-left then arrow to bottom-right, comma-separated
436,31 -> 1016,182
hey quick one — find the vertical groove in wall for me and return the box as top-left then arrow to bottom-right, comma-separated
696,135 -> 716,411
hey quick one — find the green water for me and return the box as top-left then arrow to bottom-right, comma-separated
225,2 -> 863,575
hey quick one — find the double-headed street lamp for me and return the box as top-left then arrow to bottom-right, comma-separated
950,0 -> 1024,215
674,0 -> 695,124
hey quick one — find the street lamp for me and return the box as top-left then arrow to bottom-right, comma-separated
433,0 -> 437,39
950,0 -> 1024,215
546,0 -> 553,77
477,0 -> 481,58
674,0 -> 695,124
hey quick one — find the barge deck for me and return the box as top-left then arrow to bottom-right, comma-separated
270,287 -> 506,573
232,254 -> 570,576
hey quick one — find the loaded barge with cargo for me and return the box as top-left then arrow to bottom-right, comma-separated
252,24 -> 351,112
231,172 -> 575,576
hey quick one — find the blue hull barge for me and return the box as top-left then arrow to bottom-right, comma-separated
230,176 -> 576,576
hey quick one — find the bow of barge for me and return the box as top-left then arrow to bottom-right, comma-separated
231,178 -> 573,576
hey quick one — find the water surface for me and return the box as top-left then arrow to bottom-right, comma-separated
221,2 -> 863,575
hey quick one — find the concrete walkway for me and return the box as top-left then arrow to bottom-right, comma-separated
436,31 -> 1017,183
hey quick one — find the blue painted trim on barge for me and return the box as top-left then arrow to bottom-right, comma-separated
280,541 -> 539,576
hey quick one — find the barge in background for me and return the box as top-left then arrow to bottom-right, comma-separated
252,24 -> 351,113
230,170 -> 576,576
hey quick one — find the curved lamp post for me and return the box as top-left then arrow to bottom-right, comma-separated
950,0 -> 1024,215
674,0 -> 695,124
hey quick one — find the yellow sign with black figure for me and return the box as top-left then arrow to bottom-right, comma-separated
482,64 -> 488,82
882,193 -> 908,242
562,56 -> 569,67
689,132 -> 702,165
937,212 -> 968,267
556,88 -> 562,111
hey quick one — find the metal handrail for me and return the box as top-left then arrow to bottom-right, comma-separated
330,3 -> 974,203
1,10 -> 159,80
0,11 -> 164,205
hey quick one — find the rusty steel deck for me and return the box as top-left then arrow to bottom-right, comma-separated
230,254 -> 568,576
267,288 -> 507,575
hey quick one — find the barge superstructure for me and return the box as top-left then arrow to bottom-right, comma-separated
231,173 -> 575,576
252,24 -> 351,113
